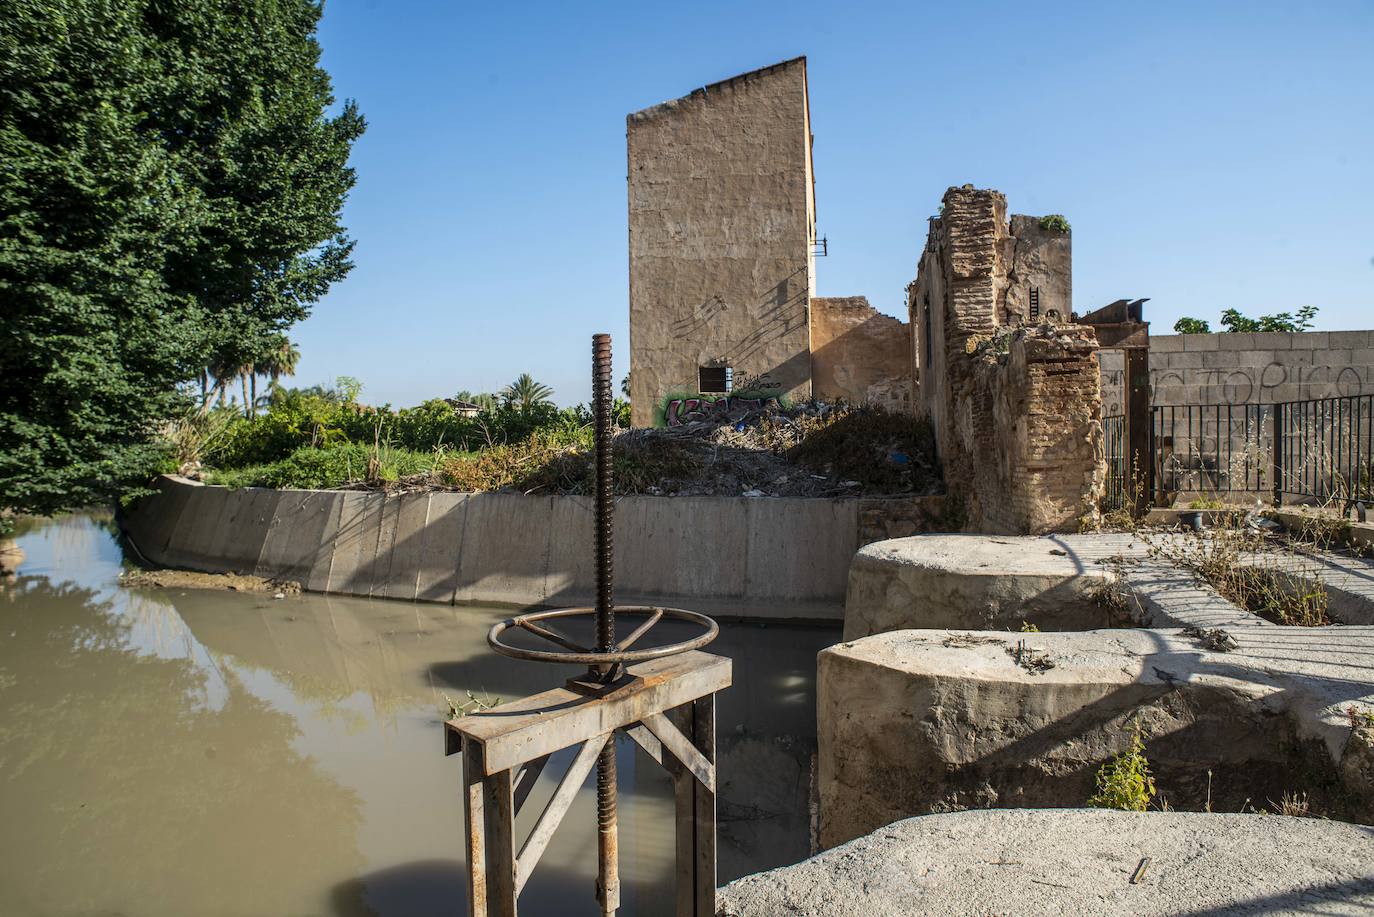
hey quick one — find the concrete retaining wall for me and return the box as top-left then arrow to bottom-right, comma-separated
123,476 -> 873,619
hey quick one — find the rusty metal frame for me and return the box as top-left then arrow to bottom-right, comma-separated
448,651 -> 730,917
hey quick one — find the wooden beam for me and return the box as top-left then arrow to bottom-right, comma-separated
515,734 -> 608,894
641,712 -> 715,793
692,697 -> 717,917
448,652 -> 731,774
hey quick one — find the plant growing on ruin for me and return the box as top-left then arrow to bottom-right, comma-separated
1088,724 -> 1156,811
1038,214 -> 1071,233
1173,317 -> 1212,334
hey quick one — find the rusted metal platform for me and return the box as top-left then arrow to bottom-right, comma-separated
446,651 -> 732,917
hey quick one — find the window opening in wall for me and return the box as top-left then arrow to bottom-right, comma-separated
699,365 -> 732,394
923,294 -> 933,370
1029,287 -> 1041,321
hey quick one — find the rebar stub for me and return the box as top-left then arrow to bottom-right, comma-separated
487,605 -> 718,666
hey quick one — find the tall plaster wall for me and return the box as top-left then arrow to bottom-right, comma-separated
627,58 -> 815,427
120,476 -> 919,621
809,296 -> 912,411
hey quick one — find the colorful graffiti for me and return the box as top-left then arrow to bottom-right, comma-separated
662,394 -> 782,427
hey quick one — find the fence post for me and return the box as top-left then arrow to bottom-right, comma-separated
1124,348 -> 1151,515
1271,403 -> 1285,507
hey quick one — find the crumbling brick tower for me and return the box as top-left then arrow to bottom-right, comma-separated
909,186 -> 1104,533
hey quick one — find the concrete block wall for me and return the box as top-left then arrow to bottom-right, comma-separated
121,476 -> 931,621
1101,330 -> 1374,412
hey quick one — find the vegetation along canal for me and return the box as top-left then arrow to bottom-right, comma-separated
0,514 -> 834,917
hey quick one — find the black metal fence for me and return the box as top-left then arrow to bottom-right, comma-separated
1151,403 -> 1273,498
1108,394 -> 1374,507
1274,394 -> 1374,503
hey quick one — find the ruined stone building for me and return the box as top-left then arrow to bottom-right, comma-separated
908,186 -> 1103,533
627,57 -> 911,427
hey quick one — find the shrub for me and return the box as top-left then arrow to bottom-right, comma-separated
205,443 -> 439,490
1088,726 -> 1156,811
1038,214 -> 1071,233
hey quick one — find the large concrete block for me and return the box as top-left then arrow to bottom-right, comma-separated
818,628 -> 1374,849
258,489 -> 343,589
378,492 -> 432,601
745,498 -> 856,602
613,496 -> 748,601
327,491 -> 386,596
455,493 -> 553,604
720,810 -> 1374,917
1149,334 -> 1184,352
1329,331 -> 1372,349
842,535 -> 1116,640
1217,332 -> 1257,351
1289,331 -> 1329,350
415,492 -> 467,603
543,494 -> 595,604
1183,334 -> 1219,352
217,487 -> 279,573
1250,331 -> 1295,351
170,485 -> 232,571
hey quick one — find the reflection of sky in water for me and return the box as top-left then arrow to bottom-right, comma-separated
3,514 -> 838,916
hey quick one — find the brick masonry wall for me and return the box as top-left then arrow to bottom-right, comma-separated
1100,330 -> 1374,412
912,187 -> 1104,534
810,296 -> 913,411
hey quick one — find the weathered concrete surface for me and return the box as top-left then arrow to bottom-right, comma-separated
121,476 -> 869,619
817,628 -> 1374,848
844,532 -> 1374,638
628,57 -> 815,427
843,534 -> 1118,640
719,809 -> 1374,917
809,296 -> 911,412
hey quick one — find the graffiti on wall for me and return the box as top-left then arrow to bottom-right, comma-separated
1101,362 -> 1371,412
661,394 -> 782,427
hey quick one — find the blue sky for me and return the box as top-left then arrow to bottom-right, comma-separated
296,0 -> 1374,408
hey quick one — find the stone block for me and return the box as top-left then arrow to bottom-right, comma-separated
1289,331 -> 1329,350
1329,331 -> 1371,349
1250,332 -> 1294,351
1200,350 -> 1238,369
1150,334 -> 1184,353
1217,332 -> 1256,351
1182,334 -> 1219,352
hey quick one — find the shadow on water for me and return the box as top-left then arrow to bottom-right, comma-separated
0,514 -> 836,916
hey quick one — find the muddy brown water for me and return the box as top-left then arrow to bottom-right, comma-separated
0,514 -> 836,916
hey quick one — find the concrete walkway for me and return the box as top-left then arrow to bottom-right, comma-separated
718,809 -> 1374,916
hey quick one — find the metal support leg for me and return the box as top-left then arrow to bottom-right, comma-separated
483,767 -> 517,917
463,743 -> 488,917
669,699 -> 717,917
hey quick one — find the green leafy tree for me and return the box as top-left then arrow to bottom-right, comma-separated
1173,306 -> 1317,335
0,0 -> 362,517
1221,305 -> 1317,333
1173,317 -> 1211,334
501,374 -> 555,413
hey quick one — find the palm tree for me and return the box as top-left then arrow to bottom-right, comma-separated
500,374 -> 554,413
255,337 -> 301,407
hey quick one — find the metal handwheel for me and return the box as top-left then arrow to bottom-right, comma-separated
488,604 -> 718,667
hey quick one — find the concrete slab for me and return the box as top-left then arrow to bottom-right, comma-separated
256,489 -> 341,588
817,628 -> 1374,847
415,492 -> 466,603
746,498 -> 856,603
327,491 -> 385,595
454,493 -> 553,604
719,809 -> 1374,917
377,492 -> 430,601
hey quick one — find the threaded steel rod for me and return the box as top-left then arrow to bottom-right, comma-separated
591,333 -> 619,916
592,333 -> 615,656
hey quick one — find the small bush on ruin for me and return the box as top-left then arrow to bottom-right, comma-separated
1038,214 -> 1071,233
1088,726 -> 1156,812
